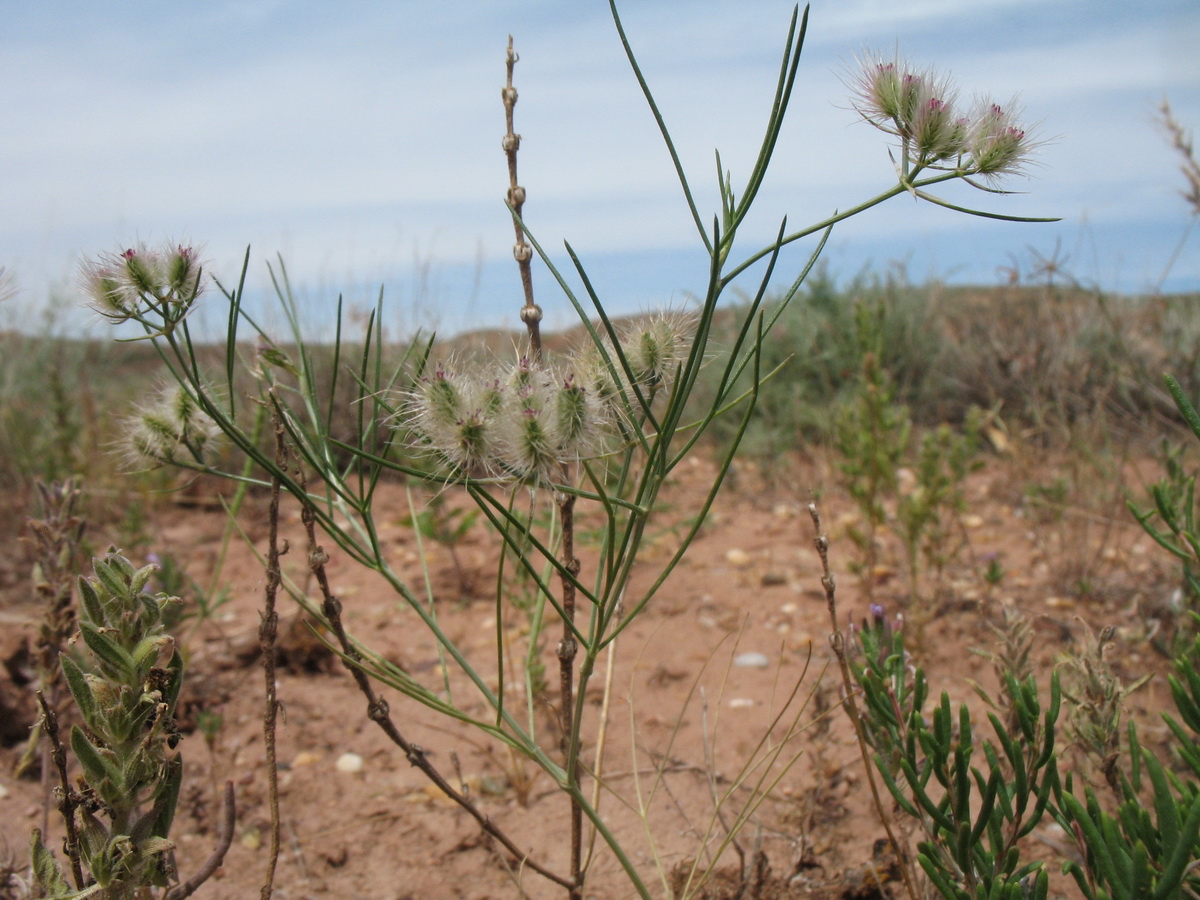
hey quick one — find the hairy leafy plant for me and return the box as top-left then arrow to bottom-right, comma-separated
30,550 -> 231,900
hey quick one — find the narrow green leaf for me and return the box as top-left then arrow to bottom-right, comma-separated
70,725 -> 121,789
1154,790 -> 1200,900
60,653 -> 98,726
151,756 -> 183,839
80,623 -> 134,677
1165,374 -> 1200,443
78,575 -> 104,624
30,828 -> 73,896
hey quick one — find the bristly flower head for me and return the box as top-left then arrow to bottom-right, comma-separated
966,100 -> 1034,178
404,361 -> 501,476
848,52 -> 1037,178
119,382 -> 223,470
575,310 -> 698,420
400,354 -> 613,485
620,311 -> 695,394
80,241 -> 206,332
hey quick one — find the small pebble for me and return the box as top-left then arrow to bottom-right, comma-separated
734,652 -> 771,669
725,548 -> 752,568
760,571 -> 787,587
728,698 -> 755,709
335,752 -> 364,774
292,751 -> 321,768
0,782 -> 9,800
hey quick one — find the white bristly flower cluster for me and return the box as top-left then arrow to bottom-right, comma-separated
120,383 -> 223,470
80,242 -> 206,331
402,312 -> 696,484
848,53 -> 1039,179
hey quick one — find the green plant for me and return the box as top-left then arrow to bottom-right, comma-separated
1052,621 -> 1200,900
851,610 -> 1061,900
837,297 -> 912,604
29,549 -> 232,900
76,8 -> 1054,897
817,518 -> 1200,900
1130,379 -> 1200,651
897,412 -> 983,644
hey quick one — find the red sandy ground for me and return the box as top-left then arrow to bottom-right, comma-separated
0,450 -> 1186,899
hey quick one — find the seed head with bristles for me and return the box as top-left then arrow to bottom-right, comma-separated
118,383 -> 223,470
80,241 -> 206,329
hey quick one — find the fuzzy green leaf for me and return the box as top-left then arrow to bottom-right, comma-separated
93,559 -> 130,606
30,828 -> 73,897
78,575 -> 104,625
151,756 -> 183,839
70,725 -> 121,790
129,563 -> 158,595
80,623 -> 134,677
60,653 -> 98,726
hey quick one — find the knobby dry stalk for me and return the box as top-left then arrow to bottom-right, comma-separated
288,462 -> 575,891
258,410 -> 288,900
807,503 -> 921,900
504,35 -> 542,362
505,40 -> 585,897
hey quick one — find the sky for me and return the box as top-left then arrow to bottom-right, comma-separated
2,0 -> 1198,338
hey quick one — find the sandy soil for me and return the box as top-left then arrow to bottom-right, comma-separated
0,450 -> 1186,899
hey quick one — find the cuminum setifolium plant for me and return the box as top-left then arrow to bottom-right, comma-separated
70,7 -> 1055,898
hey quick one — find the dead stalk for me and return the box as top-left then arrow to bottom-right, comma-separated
164,782 -> 236,900
506,38 -> 582,897
294,469 -> 574,892
259,412 -> 288,900
807,503 -> 921,900
504,36 -> 542,361
36,692 -> 84,891
556,490 -> 584,898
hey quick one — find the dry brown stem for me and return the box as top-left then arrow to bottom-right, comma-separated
294,473 -> 573,892
503,36 -> 542,361
807,503 -> 921,900
165,781 -> 235,900
35,692 -> 84,891
259,413 -> 288,900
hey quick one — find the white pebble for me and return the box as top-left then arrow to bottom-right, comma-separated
733,652 -> 771,669
725,548 -> 752,568
335,752 -> 364,774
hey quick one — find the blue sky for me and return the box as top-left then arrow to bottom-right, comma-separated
3,0 -> 1198,337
